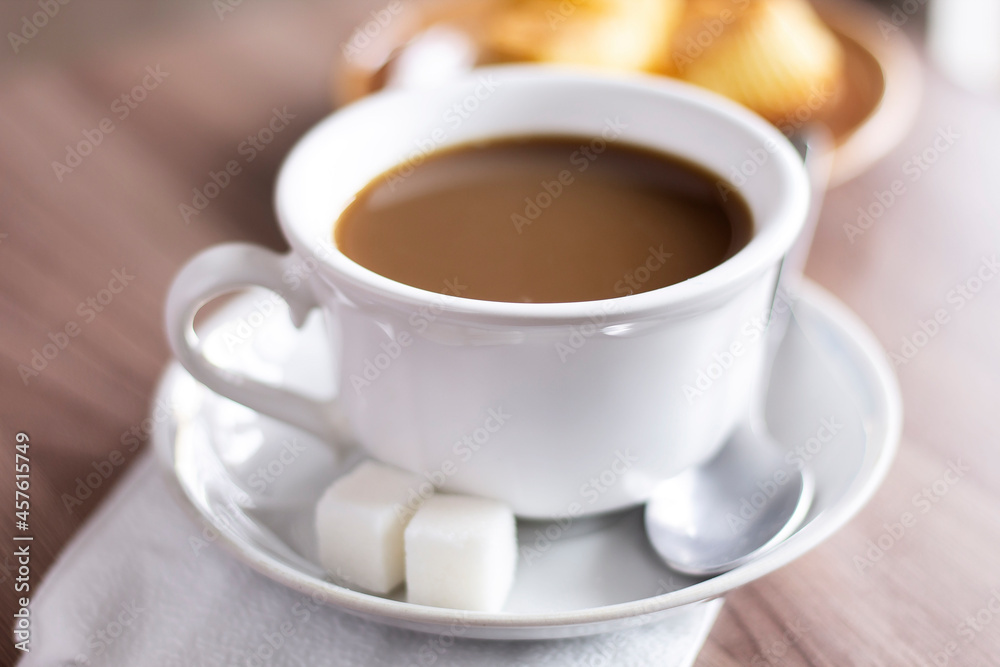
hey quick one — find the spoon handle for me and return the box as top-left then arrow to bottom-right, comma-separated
749,127 -> 834,435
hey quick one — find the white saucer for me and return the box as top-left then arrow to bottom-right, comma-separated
153,280 -> 900,640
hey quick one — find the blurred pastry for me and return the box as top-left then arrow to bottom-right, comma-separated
484,0 -> 685,71
670,0 -> 844,123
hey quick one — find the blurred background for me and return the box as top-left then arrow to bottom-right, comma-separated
4,0 -> 1000,665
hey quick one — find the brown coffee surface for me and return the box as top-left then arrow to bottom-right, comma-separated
335,137 -> 752,303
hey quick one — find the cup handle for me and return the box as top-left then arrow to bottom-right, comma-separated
165,243 -> 347,444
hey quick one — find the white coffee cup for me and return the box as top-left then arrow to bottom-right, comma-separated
166,66 -> 809,519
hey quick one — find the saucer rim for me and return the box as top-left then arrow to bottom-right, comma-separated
153,279 -> 901,636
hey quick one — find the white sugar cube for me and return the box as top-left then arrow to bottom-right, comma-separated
405,495 -> 517,611
315,460 -> 432,594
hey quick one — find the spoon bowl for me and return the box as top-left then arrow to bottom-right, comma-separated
644,423 -> 815,576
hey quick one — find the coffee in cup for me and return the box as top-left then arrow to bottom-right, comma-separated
335,136 -> 753,304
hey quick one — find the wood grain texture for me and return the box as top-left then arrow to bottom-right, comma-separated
1,2 -> 998,665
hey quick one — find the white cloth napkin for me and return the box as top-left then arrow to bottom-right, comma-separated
22,454 -> 722,666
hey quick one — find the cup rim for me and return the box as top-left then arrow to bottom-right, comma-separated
275,65 -> 810,324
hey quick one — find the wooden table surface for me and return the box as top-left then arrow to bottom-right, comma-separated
2,2 -> 999,665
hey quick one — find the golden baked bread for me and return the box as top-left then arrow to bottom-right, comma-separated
484,0 -> 685,71
670,0 -> 844,122
344,0 -> 845,129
